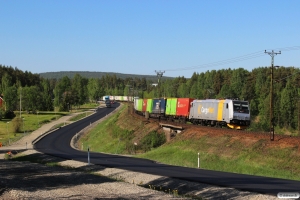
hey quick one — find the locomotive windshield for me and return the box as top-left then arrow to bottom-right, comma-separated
233,101 -> 249,114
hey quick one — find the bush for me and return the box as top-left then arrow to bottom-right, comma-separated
5,110 -> 16,119
140,131 -> 166,152
4,153 -> 11,160
12,117 -> 22,133
247,121 -> 269,132
40,119 -> 50,124
0,108 -> 4,120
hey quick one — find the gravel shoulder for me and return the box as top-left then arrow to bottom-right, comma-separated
0,107 -> 279,200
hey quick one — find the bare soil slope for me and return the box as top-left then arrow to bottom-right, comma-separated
122,105 -> 300,153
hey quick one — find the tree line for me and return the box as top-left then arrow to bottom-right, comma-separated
1,64 -> 300,132
39,71 -> 173,82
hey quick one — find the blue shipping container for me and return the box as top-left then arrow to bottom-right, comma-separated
152,98 -> 166,114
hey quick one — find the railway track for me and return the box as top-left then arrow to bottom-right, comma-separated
131,110 -> 300,145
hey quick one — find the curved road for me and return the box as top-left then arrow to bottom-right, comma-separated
34,103 -> 300,197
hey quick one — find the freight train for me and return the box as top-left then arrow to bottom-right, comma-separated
102,96 -> 251,129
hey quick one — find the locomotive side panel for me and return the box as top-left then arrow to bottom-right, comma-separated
190,100 -> 219,120
217,100 -> 225,121
222,100 -> 231,123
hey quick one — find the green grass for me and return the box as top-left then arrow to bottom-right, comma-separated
0,103 -> 100,146
72,103 -> 99,112
0,112 -> 65,146
135,137 -> 300,181
52,122 -> 70,129
69,111 -> 94,121
79,106 -> 128,154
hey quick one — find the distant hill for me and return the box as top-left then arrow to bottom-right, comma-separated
39,71 -> 174,81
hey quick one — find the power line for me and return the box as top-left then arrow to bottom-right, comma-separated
163,51 -> 264,71
276,68 -> 300,82
161,46 -> 300,72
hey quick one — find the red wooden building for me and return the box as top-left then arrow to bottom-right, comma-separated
0,97 -> 3,108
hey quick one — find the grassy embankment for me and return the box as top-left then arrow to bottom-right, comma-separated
80,105 -> 135,153
79,104 -> 300,181
0,103 -> 98,146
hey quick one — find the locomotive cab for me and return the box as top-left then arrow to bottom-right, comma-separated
228,100 -> 251,129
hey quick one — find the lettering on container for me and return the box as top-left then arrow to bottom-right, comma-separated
177,102 -> 186,108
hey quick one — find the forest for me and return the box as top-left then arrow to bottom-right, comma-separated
0,64 -> 300,133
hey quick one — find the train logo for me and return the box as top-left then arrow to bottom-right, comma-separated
198,104 -> 214,114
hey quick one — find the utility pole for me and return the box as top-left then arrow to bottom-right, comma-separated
155,70 -> 165,98
265,50 -> 281,141
131,79 -> 135,100
20,87 -> 22,118
155,70 -> 165,120
155,70 -> 165,84
298,98 -> 300,136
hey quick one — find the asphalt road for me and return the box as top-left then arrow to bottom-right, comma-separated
34,103 -> 300,196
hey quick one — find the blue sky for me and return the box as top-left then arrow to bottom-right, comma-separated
1,0 -> 300,78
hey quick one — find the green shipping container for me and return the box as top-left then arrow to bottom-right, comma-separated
137,99 -> 143,111
165,98 -> 178,116
146,99 -> 153,113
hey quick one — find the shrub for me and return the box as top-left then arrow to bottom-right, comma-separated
0,107 -> 4,120
140,131 -> 166,152
40,119 -> 50,124
4,153 -> 11,160
12,117 -> 22,133
248,121 -> 269,132
5,110 -> 16,119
